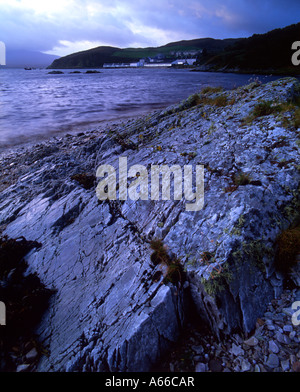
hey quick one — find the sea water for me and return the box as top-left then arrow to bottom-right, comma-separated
0,67 -> 286,151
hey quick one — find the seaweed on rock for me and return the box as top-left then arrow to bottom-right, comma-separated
0,236 -> 55,372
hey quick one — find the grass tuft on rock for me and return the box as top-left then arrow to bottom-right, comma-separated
234,172 -> 252,186
275,226 -> 300,272
150,239 -> 184,284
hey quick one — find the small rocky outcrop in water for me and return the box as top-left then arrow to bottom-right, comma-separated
0,77 -> 299,371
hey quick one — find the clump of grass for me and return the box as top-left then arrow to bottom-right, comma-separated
199,93 -> 228,108
252,101 -> 277,117
275,226 -> 300,272
244,96 -> 300,127
227,96 -> 236,105
180,151 -> 197,160
185,87 -> 229,109
150,239 -> 184,284
200,262 -> 232,297
210,95 -> 228,107
279,106 -> 300,130
200,86 -> 223,94
200,251 -> 215,264
294,107 -> 300,129
113,134 -> 137,150
186,93 -> 202,107
224,184 -> 238,194
234,172 -> 252,186
243,100 -> 282,124
150,239 -> 170,266
277,96 -> 300,128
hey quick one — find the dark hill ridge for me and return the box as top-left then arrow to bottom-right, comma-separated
47,37 -> 239,69
48,22 -> 300,75
197,22 -> 300,75
49,46 -> 123,69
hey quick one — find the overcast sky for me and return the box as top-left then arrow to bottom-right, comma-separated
0,0 -> 299,57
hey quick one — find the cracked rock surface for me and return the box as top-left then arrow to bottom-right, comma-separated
0,77 -> 299,371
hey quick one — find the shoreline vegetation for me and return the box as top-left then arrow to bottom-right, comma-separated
0,77 -> 300,372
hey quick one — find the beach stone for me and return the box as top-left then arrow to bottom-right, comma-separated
283,325 -> 293,332
289,331 -> 296,339
241,359 -> 251,372
230,343 -> 244,357
282,307 -> 294,317
266,354 -> 279,369
195,362 -> 207,372
244,336 -> 258,347
233,364 -> 241,372
192,345 -> 204,355
268,340 -> 280,354
275,331 -> 291,345
254,364 -> 261,372
16,364 -> 31,372
281,359 -> 290,371
25,348 -> 38,362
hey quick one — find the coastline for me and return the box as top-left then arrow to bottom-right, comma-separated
1,77 -> 300,372
190,66 -> 300,77
0,105 -> 169,159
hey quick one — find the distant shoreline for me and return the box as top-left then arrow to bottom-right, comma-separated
190,66 -> 300,77
2,65 -> 299,77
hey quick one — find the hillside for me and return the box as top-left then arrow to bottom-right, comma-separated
196,22 -> 300,75
47,38 -> 238,69
48,22 -> 300,75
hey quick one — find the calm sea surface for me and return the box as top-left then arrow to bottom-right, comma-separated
0,67 -> 290,151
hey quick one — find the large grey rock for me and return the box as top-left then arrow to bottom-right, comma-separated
0,77 -> 300,371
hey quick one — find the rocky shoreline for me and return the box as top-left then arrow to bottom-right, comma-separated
0,77 -> 300,372
153,281 -> 300,372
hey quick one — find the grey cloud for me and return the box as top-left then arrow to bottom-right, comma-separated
0,0 -> 299,54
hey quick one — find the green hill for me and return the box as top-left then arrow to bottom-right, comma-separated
47,38 -> 238,69
47,22 -> 300,75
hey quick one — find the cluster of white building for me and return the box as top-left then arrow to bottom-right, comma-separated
103,58 -> 197,68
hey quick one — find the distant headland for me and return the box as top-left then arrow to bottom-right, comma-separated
48,22 -> 300,76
